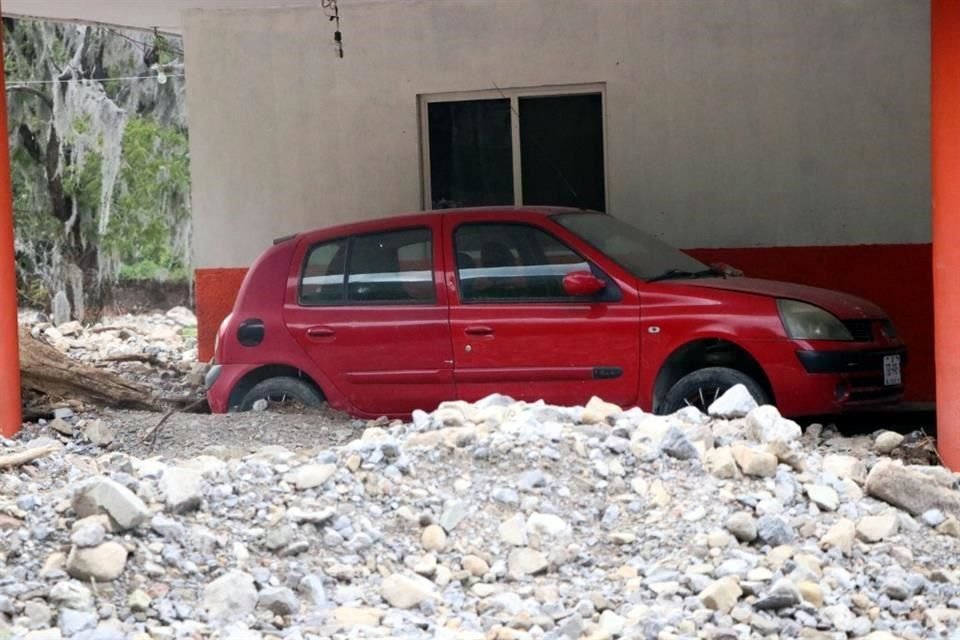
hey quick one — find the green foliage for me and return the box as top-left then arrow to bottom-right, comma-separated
104,117 -> 191,281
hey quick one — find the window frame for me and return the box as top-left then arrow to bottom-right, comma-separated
418,83 -> 608,212
452,221 -> 622,305
298,226 -> 437,307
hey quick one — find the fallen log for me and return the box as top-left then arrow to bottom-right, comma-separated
19,326 -> 159,411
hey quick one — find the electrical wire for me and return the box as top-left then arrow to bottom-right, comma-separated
6,74 -> 184,86
102,26 -> 185,59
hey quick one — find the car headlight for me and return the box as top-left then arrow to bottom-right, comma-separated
777,299 -> 853,341
881,319 -> 897,340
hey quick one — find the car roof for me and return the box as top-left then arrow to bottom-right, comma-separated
276,206 -> 597,244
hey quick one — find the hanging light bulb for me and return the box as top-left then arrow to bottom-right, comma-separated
151,63 -> 167,85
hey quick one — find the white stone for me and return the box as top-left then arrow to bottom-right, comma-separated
499,513 -> 528,546
204,571 -> 258,622
380,573 -> 436,608
284,464 -> 337,490
526,512 -> 570,538
82,419 -> 114,447
699,576 -> 742,613
805,484 -> 840,511
856,513 -> 900,543
874,431 -> 905,454
822,454 -> 867,485
745,405 -> 802,444
65,542 -> 128,582
582,396 -> 622,424
508,548 -> 549,576
820,518 -> 856,555
71,478 -> 149,531
731,444 -> 777,477
162,467 -> 204,513
707,384 -> 758,418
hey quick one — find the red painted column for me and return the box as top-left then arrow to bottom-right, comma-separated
0,10 -> 22,439
933,0 -> 960,470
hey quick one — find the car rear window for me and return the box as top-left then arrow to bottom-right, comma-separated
299,228 -> 434,305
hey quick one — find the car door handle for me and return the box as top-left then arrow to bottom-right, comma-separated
465,326 -> 494,336
306,326 -> 336,338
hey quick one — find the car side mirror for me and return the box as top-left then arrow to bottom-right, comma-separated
562,271 -> 605,297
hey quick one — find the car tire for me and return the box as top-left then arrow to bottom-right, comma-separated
659,367 -> 768,415
236,377 -> 325,412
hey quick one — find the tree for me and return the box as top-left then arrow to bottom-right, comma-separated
4,19 -> 190,321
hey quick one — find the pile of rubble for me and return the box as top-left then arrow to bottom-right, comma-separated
20,307 -> 205,402
1,389 -> 959,639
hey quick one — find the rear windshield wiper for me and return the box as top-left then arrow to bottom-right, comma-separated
646,267 -> 721,283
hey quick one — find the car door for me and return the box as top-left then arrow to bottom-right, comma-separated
284,217 -> 455,416
445,213 -> 640,407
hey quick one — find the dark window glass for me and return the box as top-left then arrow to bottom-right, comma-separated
428,99 -> 513,209
347,228 -> 434,302
519,93 -> 605,211
455,224 -> 592,301
300,239 -> 347,304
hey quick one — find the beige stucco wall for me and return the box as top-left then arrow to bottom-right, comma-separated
183,0 -> 929,269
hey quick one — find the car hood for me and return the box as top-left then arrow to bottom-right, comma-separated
675,277 -> 886,319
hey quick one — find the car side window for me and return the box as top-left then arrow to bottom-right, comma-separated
347,228 -> 434,303
455,223 -> 594,301
300,239 -> 347,304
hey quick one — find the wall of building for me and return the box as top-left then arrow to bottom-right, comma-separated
184,0 -> 932,400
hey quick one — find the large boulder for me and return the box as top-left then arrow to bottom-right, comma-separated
71,478 -> 149,531
865,460 -> 960,517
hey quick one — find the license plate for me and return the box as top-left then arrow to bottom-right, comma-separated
883,354 -> 902,386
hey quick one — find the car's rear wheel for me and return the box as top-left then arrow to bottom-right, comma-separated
659,366 -> 768,415
236,377 -> 325,412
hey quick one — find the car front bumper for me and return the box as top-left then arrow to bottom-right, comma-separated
756,339 -> 906,416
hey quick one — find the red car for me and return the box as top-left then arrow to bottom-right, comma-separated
205,207 -> 905,417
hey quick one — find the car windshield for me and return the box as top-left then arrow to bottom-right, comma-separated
552,212 -> 709,281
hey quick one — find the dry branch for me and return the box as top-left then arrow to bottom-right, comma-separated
19,326 -> 159,411
0,443 -> 59,468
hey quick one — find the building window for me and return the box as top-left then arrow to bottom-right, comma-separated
421,85 -> 606,212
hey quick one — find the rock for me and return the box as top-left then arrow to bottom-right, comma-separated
49,581 -> 94,611
166,306 -> 197,327
380,573 -> 436,608
756,516 -> 794,547
463,554 -> 490,576
699,576 -> 742,613
707,384 -> 758,418
732,445 -> 777,477
599,609 -> 627,635
804,484 -> 840,511
284,464 -> 337,490
162,467 -> 204,513
822,454 -> 867,485
820,518 -> 856,555
65,542 -> 128,582
856,513 -> 900,543
82,419 -> 114,447
527,512 -> 570,538
257,586 -> 300,616
58,608 -> 98,636
264,524 -> 294,551
582,396 -> 622,424
203,571 -> 258,622
128,590 -> 151,612
439,498 -> 470,531
660,426 -> 700,460
798,581 -> 823,607
922,509 -> 947,527
508,548 -> 549,576
704,446 -> 741,479
50,418 -> 74,436
24,601 -> 53,628
874,431 -> 904,454
725,512 -> 758,542
936,515 -> 960,537
499,514 -> 528,546
865,459 -> 960,517
745,405 -> 801,444
334,606 -> 383,627
70,521 -> 106,548
71,478 -> 149,531
421,524 -> 447,551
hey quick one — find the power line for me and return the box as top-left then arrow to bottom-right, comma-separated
7,74 -> 184,86
103,26 -> 185,59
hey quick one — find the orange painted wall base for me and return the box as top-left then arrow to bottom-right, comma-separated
195,242 -> 934,402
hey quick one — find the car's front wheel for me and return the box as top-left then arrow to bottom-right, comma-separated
236,377 -> 325,412
659,366 -> 768,415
